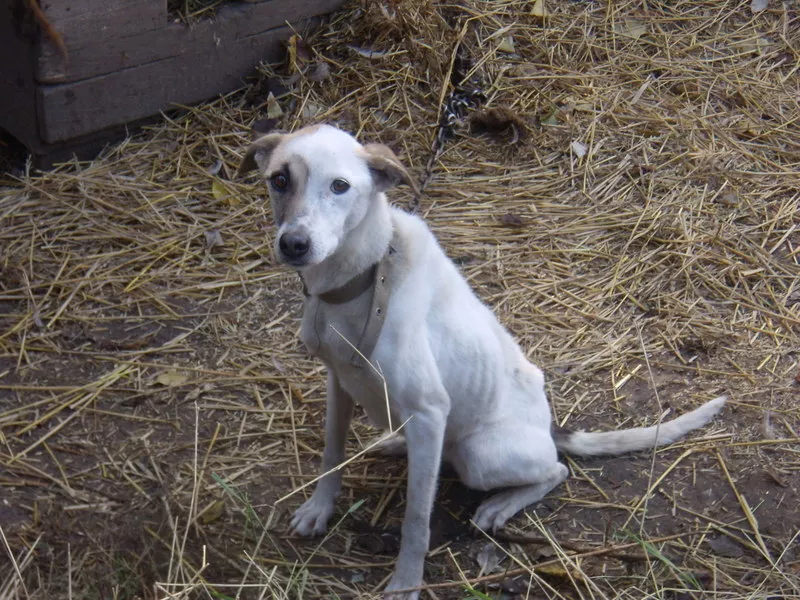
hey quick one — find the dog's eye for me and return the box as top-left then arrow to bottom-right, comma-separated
270,172 -> 289,192
331,179 -> 350,195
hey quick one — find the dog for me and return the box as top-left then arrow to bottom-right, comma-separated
238,124 -> 726,599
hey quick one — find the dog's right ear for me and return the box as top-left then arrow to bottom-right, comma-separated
361,143 -> 419,195
237,133 -> 284,177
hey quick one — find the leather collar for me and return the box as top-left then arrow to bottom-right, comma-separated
301,262 -> 379,304
300,234 -> 397,367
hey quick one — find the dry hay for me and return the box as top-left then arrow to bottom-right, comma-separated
1,0 -> 799,598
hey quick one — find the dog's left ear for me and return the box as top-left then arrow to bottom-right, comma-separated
362,143 -> 419,195
237,133 -> 284,177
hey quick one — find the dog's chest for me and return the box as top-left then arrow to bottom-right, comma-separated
299,296 -> 394,428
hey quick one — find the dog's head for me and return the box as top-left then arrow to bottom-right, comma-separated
238,124 -> 417,268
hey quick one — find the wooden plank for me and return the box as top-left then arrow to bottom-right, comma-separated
0,1 -> 40,150
37,23 -> 305,144
36,0 -> 345,83
39,0 -> 165,44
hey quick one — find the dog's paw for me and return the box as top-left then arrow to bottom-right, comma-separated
383,576 -> 421,600
369,434 -> 407,457
290,494 -> 335,536
472,494 -> 515,532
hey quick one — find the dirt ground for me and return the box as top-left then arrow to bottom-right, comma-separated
2,1 -> 799,599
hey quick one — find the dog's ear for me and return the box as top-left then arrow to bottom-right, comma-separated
362,143 -> 419,195
237,133 -> 284,177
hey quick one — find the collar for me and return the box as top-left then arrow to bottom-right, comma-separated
300,234 -> 397,367
301,262 -> 379,304
299,238 -> 396,305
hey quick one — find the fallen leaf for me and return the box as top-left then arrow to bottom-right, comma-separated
212,180 -> 239,206
156,370 -> 188,387
570,140 -> 588,158
309,61 -> 330,82
750,0 -> 769,14
615,19 -> 647,40
204,229 -> 224,250
541,109 -> 560,126
301,102 -> 324,120
199,500 -> 225,524
719,190 -> 739,206
761,410 -> 778,440
185,383 -> 214,402
475,542 -> 505,576
706,535 -> 745,558
500,212 -> 527,227
536,564 -> 580,580
348,45 -> 388,59
266,92 -> 283,119
532,0 -> 549,20
765,466 -> 789,488
206,159 -> 222,176
469,107 -> 526,143
497,35 -> 515,54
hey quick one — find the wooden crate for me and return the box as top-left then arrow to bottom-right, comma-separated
0,0 -> 344,166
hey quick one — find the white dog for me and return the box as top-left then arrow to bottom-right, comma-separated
238,124 -> 726,599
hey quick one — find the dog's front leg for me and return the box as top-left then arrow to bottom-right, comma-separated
384,407 -> 446,600
291,370 -> 353,536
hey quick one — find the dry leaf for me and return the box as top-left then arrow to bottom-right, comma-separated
750,0 -> 769,14
469,107 -> 526,143
616,19 -> 647,40
199,500 -> 225,524
475,542 -> 505,576
156,370 -> 188,387
570,140 -> 588,158
719,190 -> 739,206
309,61 -> 331,82
212,180 -> 238,206
532,0 -> 548,20
500,212 -> 527,227
765,466 -> 789,488
497,35 -> 515,54
266,92 -> 283,119
206,159 -> 222,176
204,229 -> 224,250
541,109 -> 560,126
536,564 -> 580,580
706,535 -> 745,558
301,102 -> 324,120
348,45 -> 388,59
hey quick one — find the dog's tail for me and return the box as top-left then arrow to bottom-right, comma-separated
553,396 -> 726,457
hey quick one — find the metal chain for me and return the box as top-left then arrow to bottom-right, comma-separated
410,60 -> 485,213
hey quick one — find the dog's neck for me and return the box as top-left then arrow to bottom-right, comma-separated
299,194 -> 393,297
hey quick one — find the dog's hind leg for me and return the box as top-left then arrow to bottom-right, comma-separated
450,424 -> 567,531
472,463 -> 568,531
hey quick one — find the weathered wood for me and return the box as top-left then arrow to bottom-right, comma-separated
36,0 -> 343,83
37,22 -> 303,144
38,0 -> 165,46
0,1 -> 39,151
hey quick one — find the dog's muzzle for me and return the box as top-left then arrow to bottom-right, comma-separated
278,226 -> 311,265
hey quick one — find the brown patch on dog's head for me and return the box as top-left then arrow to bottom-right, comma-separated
360,143 -> 419,195
237,124 -> 325,177
268,155 -> 310,226
237,133 -> 284,177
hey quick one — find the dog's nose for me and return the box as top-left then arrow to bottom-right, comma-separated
279,231 -> 311,260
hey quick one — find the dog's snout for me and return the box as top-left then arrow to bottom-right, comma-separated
279,230 -> 311,261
